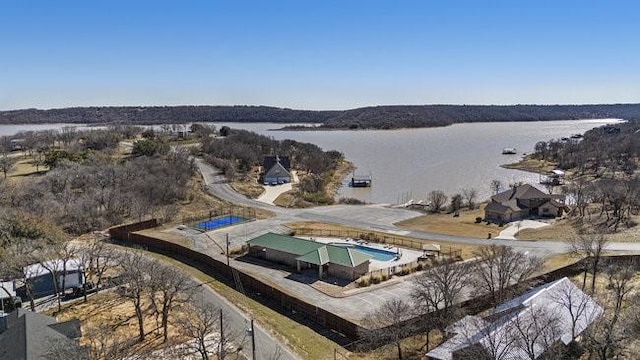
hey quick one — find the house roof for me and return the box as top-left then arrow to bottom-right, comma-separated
491,184 -> 549,203
247,233 -> 324,256
247,233 -> 372,268
427,277 -> 602,360
296,245 -> 371,267
0,308 -> 83,359
264,161 -> 290,179
263,155 -> 290,172
485,200 -> 519,213
422,244 -> 441,252
23,259 -> 83,279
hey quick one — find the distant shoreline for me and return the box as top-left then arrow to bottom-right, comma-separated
1,104 -> 637,130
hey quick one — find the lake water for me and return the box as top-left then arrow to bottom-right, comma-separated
0,119 -> 622,204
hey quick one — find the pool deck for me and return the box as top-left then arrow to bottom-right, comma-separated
297,236 -> 423,270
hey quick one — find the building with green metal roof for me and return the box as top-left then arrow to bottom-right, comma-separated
246,232 -> 372,280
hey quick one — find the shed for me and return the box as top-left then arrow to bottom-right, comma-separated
23,259 -> 85,298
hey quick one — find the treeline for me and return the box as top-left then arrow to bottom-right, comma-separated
201,128 -> 343,176
0,105 -> 337,125
319,104 -> 640,129
3,104 -> 640,129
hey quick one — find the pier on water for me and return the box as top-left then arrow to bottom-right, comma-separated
351,173 -> 372,187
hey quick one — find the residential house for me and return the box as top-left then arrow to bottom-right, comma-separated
246,233 -> 371,280
484,184 -> 566,223
426,277 -> 602,360
262,155 -> 291,184
0,308 -> 86,359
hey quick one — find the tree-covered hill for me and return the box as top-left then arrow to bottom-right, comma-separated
2,103 -> 640,129
0,105 -> 338,125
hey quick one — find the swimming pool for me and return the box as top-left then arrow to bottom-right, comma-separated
195,215 -> 248,231
331,243 -> 397,261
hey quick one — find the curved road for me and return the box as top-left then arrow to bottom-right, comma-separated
195,158 -> 640,256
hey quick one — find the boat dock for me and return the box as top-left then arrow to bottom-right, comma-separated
351,173 -> 372,187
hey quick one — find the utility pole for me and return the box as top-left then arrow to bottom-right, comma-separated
219,308 -> 225,359
226,233 -> 230,266
250,318 -> 256,360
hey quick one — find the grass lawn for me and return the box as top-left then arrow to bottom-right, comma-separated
395,204 -> 503,239
8,156 -> 48,181
517,215 -> 640,242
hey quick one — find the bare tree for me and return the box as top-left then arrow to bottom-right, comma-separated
583,310 -> 629,360
490,179 -> 502,195
510,306 -> 562,360
427,190 -> 448,213
462,188 -> 478,209
360,299 -> 415,359
176,300 -> 245,360
78,238 -> 115,301
566,231 -> 608,292
605,260 -> 636,319
455,316 -> 517,360
0,155 -> 16,179
117,250 -> 154,342
550,280 -> 593,340
412,260 -> 470,349
148,264 -> 195,342
471,245 -> 542,306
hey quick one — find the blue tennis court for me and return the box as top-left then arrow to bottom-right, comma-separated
195,215 -> 249,231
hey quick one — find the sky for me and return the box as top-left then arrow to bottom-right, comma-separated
1,0 -> 639,110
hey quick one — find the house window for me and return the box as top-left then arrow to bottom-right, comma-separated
542,208 -> 549,213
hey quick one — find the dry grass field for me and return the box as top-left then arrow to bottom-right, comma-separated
395,204 -> 503,239
501,157 -> 558,174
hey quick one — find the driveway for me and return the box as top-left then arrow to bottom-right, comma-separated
496,220 -> 551,240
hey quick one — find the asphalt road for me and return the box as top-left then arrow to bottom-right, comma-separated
191,280 -> 297,360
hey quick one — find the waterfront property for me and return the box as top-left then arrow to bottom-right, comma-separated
246,232 -> 373,280
262,155 -> 291,184
484,184 -> 566,223
427,277 -> 602,360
